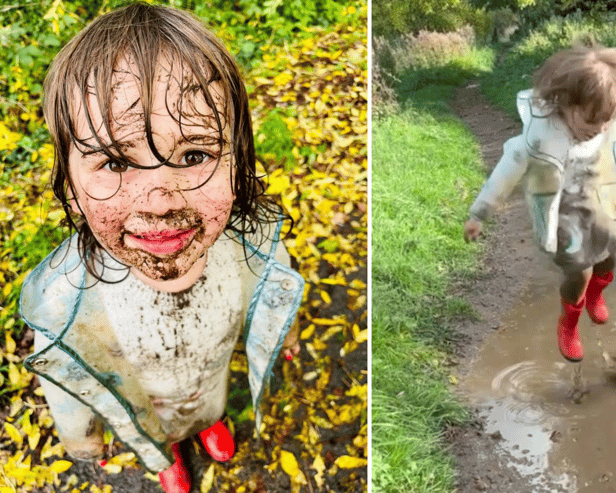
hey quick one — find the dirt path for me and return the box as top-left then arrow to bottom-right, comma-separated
447,82 -> 557,492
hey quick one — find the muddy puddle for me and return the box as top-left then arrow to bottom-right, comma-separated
460,265 -> 616,492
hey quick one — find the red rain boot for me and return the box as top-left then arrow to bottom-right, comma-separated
557,298 -> 585,362
158,443 -> 191,493
585,271 -> 613,324
197,420 -> 235,462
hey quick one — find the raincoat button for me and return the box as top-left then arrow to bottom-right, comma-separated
281,279 -> 293,290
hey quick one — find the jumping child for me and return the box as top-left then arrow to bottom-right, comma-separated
464,45 -> 616,363
19,4 -> 304,492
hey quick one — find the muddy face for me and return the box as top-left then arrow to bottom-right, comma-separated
68,56 -> 234,287
561,104 -> 612,142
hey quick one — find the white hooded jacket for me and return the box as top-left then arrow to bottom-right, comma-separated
469,89 -> 616,252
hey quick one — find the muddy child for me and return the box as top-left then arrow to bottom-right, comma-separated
464,45 -> 616,363
19,3 -> 304,492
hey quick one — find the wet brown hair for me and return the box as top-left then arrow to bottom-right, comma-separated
533,44 -> 616,124
44,2 -> 285,280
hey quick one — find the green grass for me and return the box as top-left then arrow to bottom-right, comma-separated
372,100 -> 491,490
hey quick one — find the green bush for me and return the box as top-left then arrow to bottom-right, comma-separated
372,0 -> 478,37
472,0 -> 616,38
373,26 -> 477,76
466,8 -> 494,42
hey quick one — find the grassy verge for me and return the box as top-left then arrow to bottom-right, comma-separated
372,41 -> 495,491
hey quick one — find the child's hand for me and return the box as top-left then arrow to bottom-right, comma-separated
282,320 -> 300,360
464,218 -> 482,242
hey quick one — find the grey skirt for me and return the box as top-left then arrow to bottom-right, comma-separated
554,188 -> 616,274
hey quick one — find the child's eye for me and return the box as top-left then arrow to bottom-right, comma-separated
100,160 -> 130,173
181,151 -> 212,167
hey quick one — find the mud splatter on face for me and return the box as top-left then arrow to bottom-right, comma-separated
68,56 -> 235,284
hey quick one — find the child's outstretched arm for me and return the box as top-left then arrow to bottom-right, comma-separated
464,134 -> 529,241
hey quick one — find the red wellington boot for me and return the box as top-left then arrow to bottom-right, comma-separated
585,271 -> 613,324
557,298 -> 585,362
158,443 -> 191,493
197,420 -> 235,462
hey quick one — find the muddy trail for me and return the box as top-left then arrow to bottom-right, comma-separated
448,82 -> 616,493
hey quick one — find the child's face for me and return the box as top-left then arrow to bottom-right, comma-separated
561,103 -> 613,142
68,57 -> 235,287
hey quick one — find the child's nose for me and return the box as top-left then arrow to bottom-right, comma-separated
140,166 -> 188,214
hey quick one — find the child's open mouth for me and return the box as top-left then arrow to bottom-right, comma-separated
126,229 -> 196,256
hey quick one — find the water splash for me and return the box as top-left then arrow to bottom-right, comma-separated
569,363 -> 587,404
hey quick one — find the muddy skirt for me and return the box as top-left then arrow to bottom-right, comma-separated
553,188 -> 616,274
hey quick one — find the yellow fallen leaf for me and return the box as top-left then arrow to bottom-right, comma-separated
65,474 -> 78,488
346,384 -> 367,400
280,450 -> 306,485
21,410 -> 32,435
312,455 -> 326,488
5,331 -> 16,353
108,452 -> 135,465
102,463 -> 122,474
320,290 -> 331,304
354,328 -> 367,343
50,459 -> 73,474
200,463 -> 215,493
4,422 -> 23,445
8,363 -> 20,386
334,455 -> 367,469
302,371 -> 318,381
310,318 -> 343,326
312,338 -> 327,351
273,73 -> 293,86
28,430 -> 41,450
40,436 -> 54,461
300,324 -> 315,340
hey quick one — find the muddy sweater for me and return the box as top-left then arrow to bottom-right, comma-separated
95,240 -> 243,442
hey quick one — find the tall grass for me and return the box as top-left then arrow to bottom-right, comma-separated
372,32 -> 495,491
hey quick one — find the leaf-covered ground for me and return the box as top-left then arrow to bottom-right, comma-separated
0,3 -> 366,493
